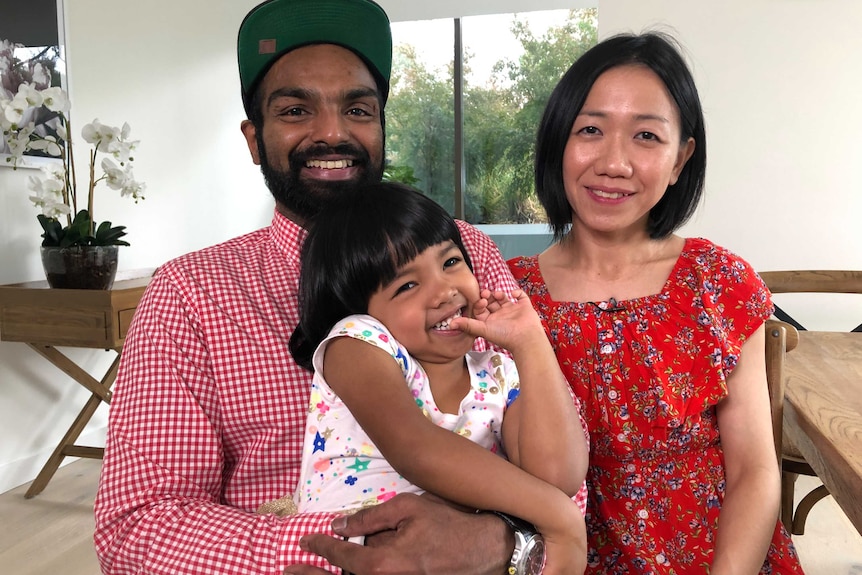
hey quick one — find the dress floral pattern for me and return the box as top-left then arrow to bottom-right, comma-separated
509,238 -> 804,574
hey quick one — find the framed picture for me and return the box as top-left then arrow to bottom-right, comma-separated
0,0 -> 66,169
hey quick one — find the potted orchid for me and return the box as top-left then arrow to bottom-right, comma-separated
1,39 -> 145,288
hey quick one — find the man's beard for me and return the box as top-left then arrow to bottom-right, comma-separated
257,135 -> 384,223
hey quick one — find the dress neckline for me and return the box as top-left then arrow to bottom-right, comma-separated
531,237 -> 696,307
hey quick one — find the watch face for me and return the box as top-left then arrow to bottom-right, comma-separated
523,538 -> 546,575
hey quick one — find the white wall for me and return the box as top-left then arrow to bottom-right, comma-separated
599,0 -> 862,331
1,0 -> 860,493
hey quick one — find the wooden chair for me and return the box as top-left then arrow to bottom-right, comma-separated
758,270 -> 862,534
764,319 -> 798,463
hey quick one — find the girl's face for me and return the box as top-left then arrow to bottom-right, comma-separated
562,64 -> 695,238
367,240 -> 480,365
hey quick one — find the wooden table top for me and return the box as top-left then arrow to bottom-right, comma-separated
783,331 -> 862,534
0,269 -> 154,349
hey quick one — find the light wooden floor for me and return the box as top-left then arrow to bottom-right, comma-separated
1,458 -> 861,574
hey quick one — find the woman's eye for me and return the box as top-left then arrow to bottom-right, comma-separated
636,131 -> 659,141
578,125 -> 600,135
443,256 -> 462,268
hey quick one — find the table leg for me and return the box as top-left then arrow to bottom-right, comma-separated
27,344 -> 116,403
24,346 -> 121,498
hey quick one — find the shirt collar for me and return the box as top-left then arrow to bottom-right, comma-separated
270,209 -> 307,269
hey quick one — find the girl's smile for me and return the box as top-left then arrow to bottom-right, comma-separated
367,240 -> 480,365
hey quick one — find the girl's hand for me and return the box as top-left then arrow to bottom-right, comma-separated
538,506 -> 588,575
450,289 -> 546,353
542,537 -> 588,575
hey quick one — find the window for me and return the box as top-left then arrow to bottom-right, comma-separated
386,8 -> 597,225
0,0 -> 66,165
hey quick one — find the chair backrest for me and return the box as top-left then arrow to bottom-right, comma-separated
763,319 -> 799,462
759,270 -> 862,332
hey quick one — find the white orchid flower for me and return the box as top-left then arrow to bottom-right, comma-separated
0,55 -> 146,238
111,138 -> 139,164
16,83 -> 44,108
27,175 -> 44,194
100,157 -> 128,190
30,195 -> 71,219
82,119 -> 121,151
4,93 -> 30,125
40,87 -> 70,116
41,162 -> 66,183
80,119 -> 101,144
55,122 -> 68,142
120,172 -> 146,201
27,173 -> 63,196
0,98 -> 10,128
4,122 -> 34,159
27,174 -> 69,218
28,134 -> 63,156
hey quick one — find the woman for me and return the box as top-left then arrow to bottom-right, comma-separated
509,33 -> 804,574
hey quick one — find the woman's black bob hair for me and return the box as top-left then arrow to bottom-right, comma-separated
535,32 -> 707,240
289,181 -> 472,370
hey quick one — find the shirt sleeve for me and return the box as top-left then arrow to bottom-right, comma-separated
456,220 -> 519,295
93,269 -> 341,575
455,221 -> 519,355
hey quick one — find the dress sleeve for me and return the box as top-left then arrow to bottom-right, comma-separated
696,241 -> 774,378
93,269 -> 341,575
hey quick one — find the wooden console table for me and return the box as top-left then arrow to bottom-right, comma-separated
0,271 -> 152,497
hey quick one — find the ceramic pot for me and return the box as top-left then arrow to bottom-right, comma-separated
40,245 -> 119,290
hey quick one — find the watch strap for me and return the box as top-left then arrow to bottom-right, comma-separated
485,511 -> 538,575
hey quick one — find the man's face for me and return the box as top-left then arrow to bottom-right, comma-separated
241,44 -> 385,224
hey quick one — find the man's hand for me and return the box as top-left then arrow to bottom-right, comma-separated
283,493 -> 512,575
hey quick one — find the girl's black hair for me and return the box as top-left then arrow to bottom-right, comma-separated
289,181 -> 471,370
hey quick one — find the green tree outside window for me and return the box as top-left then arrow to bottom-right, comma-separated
386,9 -> 597,224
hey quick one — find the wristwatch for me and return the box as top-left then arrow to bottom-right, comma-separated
488,511 -> 546,575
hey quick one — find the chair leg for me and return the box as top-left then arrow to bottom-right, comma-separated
791,484 -> 831,535
780,470 -> 798,533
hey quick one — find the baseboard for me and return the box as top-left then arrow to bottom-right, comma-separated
0,426 -> 107,494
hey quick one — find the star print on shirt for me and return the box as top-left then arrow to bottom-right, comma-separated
347,458 -> 371,472
312,432 -> 326,453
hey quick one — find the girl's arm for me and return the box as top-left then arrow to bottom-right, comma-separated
323,336 -> 585,574
712,324 -> 781,573
454,289 -> 588,496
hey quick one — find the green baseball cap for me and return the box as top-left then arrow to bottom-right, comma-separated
237,0 -> 392,115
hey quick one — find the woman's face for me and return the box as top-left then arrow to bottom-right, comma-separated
562,64 -> 695,238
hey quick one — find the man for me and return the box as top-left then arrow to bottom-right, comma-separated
94,1 -> 584,574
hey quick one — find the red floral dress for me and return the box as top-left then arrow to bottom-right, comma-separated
509,238 -> 804,574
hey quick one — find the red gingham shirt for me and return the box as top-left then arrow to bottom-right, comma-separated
93,210 -> 587,575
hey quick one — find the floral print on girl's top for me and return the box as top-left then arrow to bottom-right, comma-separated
294,314 -> 521,513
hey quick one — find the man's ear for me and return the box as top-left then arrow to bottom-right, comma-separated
241,120 -> 261,165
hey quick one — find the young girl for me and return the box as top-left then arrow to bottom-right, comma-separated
260,182 -> 588,574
